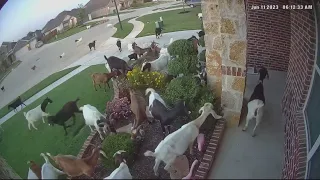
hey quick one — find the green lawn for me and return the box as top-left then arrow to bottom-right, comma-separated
0,64 -> 113,178
0,60 -> 22,83
0,65 -> 80,119
136,6 -> 202,37
46,21 -> 101,44
112,18 -> 134,39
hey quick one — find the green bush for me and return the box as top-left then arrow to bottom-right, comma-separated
168,55 -> 198,76
199,50 -> 206,62
167,39 -> 197,56
164,75 -> 216,119
101,133 -> 136,169
199,36 -> 205,47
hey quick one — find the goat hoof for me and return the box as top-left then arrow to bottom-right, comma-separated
242,128 -> 247,131
252,133 -> 256,137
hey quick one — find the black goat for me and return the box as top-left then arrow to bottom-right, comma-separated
47,98 -> 82,135
198,30 -> 205,38
150,99 -> 191,138
116,39 -> 122,52
258,66 -> 269,83
88,40 -> 96,51
104,55 -> 132,75
128,53 -> 138,61
8,96 -> 26,112
155,27 -> 162,39
1,86 -> 4,92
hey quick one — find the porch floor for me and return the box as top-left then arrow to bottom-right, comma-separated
208,70 -> 286,179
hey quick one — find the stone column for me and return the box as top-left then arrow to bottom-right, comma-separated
202,0 -> 247,127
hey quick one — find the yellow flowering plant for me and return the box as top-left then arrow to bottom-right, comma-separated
126,67 -> 166,90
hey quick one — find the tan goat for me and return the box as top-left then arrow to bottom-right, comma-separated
91,71 -> 119,92
46,145 -> 107,178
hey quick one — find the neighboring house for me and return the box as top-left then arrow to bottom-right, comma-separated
34,30 -> 44,41
0,41 -> 17,72
42,9 -> 80,36
12,33 -> 37,59
84,0 -> 132,21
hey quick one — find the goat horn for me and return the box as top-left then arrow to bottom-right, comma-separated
100,150 -> 107,158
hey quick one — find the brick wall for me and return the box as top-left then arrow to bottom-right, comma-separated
246,0 -> 291,71
281,0 -> 316,178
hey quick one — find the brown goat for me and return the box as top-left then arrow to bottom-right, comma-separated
91,71 -> 118,92
129,89 -> 150,140
27,160 -> 42,179
46,145 -> 107,178
132,42 -> 149,58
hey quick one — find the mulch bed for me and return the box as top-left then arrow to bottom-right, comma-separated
74,114 -> 218,179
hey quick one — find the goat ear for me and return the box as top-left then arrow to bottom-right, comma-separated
199,107 -> 204,114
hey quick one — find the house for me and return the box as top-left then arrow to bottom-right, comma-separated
0,41 -> 17,72
84,0 -> 132,21
34,30 -> 44,41
42,9 -> 80,36
12,32 -> 37,59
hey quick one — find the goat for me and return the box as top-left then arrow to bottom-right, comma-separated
40,153 -> 65,179
258,66 -> 269,83
193,68 -> 207,86
8,96 -> 26,112
59,52 -> 65,58
141,54 -> 170,72
197,30 -> 205,38
129,89 -> 150,140
145,88 -> 170,111
144,103 -> 222,176
128,53 -> 138,61
242,81 -> 265,137
24,97 -> 53,130
27,161 -> 42,179
188,36 -> 199,54
155,27 -> 163,39
47,98 -> 82,135
104,55 -> 132,75
104,150 -> 132,179
46,145 -> 107,178
128,43 -> 134,52
197,13 -> 203,20
86,25 -> 91,29
1,86 -> 4,92
79,104 -> 108,140
132,42 -> 149,58
75,37 -> 82,43
88,40 -> 96,51
116,39 -> 122,52
31,65 -> 37,70
182,159 -> 199,179
91,71 -> 118,92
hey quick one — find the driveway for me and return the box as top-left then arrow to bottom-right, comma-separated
0,1 -> 181,108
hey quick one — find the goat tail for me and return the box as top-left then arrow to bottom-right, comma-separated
100,150 -> 107,158
145,88 -> 155,96
104,55 -> 108,60
23,112 -> 27,117
75,97 -> 80,102
144,150 -> 156,157
40,153 -> 50,163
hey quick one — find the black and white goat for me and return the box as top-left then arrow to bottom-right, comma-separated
104,55 -> 132,75
47,98 -> 82,135
193,67 -> 207,86
155,27 -> 163,39
258,66 -> 269,83
24,97 -> 53,130
1,86 -> 5,92
104,150 -> 132,179
88,40 -> 96,51
8,96 -> 26,112
128,53 -> 138,61
141,54 -> 170,72
242,81 -> 265,137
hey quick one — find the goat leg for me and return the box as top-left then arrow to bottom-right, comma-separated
72,114 -> 76,125
189,142 -> 194,155
63,124 -> 68,136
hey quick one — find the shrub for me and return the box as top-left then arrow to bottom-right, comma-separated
164,76 -> 216,119
199,50 -> 206,62
126,67 -> 166,90
199,36 -> 205,47
101,133 -> 136,169
167,39 -> 197,56
168,55 -> 198,76
115,76 -> 131,100
106,97 -> 132,122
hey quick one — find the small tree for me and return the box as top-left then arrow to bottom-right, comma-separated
77,4 -> 85,25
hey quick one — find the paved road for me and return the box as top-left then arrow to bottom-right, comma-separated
0,1 -> 180,108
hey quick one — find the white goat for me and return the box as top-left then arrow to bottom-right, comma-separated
86,25 -> 91,29
145,88 -> 170,112
242,81 -> 265,137
79,104 -> 107,140
75,37 -> 82,43
104,150 -> 132,179
141,54 -> 170,72
59,52 -> 65,58
23,97 -> 52,130
40,153 -> 65,179
144,103 -> 222,176
198,13 -> 203,20
163,37 -> 174,48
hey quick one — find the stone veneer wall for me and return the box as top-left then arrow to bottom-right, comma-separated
202,0 -> 247,127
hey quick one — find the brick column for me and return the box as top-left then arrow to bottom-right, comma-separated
202,0 -> 247,127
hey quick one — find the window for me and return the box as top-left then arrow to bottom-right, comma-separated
304,0 -> 320,179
